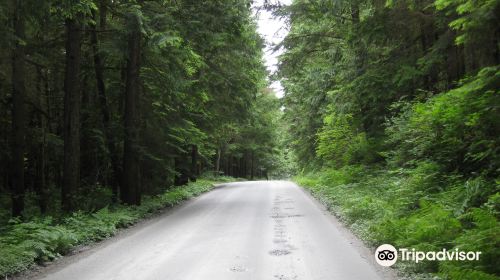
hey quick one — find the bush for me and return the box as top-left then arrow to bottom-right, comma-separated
452,208 -> 500,276
0,218 -> 77,275
316,112 -> 376,167
0,178 -> 223,278
296,166 -> 500,279
386,66 -> 500,176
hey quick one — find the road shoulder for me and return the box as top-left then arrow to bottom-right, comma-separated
295,182 -> 400,280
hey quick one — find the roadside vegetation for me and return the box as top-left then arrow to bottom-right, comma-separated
278,0 -> 500,279
0,177 -> 237,277
296,167 -> 499,279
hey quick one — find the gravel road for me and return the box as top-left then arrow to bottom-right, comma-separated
30,181 -> 395,280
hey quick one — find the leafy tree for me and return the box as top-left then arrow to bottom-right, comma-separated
278,1 -> 499,278
0,0 -> 282,218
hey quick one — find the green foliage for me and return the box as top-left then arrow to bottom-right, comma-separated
0,179 -> 223,277
439,266 -> 499,280
50,0 -> 97,20
296,167 -> 499,279
435,0 -> 500,45
386,67 -> 500,176
280,0 -> 499,279
0,218 -> 77,275
1,0 -> 278,219
452,208 -> 500,275
316,111 -> 373,167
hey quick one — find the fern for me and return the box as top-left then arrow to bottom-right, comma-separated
0,179 -> 220,278
295,167 -> 499,279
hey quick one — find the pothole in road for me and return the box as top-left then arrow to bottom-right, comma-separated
274,274 -> 298,280
229,265 -> 248,272
269,249 -> 291,256
273,238 -> 287,244
270,215 -> 285,219
270,214 -> 303,219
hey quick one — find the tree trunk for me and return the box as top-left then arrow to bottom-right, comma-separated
190,144 -> 197,181
122,17 -> 142,205
90,4 -> 120,202
420,18 -> 437,92
10,0 -> 26,217
224,154 -> 229,176
174,156 -> 189,186
80,73 -> 96,184
62,18 -> 82,212
235,156 -> 240,178
34,67 -> 48,214
446,40 -> 465,89
215,148 -> 221,175
250,151 -> 254,180
241,152 -> 247,178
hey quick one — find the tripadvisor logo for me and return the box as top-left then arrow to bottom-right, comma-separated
374,244 -> 482,267
375,244 -> 398,266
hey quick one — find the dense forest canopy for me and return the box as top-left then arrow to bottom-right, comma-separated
276,0 -> 499,279
0,0 -> 284,218
278,0 -> 499,173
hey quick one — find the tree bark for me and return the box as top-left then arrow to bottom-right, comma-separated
190,144 -> 197,181
62,18 -> 82,212
34,67 -> 48,214
420,17 -> 437,92
90,3 -> 121,202
250,151 -> 254,180
215,148 -> 221,175
121,16 -> 142,205
446,37 -> 465,89
10,0 -> 26,217
224,154 -> 229,176
80,73 -> 96,183
241,152 -> 247,178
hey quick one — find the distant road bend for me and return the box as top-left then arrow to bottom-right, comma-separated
31,181 -> 391,280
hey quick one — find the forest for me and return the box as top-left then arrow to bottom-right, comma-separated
0,0 -> 286,216
279,0 -> 499,279
0,0 -> 499,279
0,0 -> 285,276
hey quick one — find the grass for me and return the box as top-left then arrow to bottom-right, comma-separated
0,177 -> 237,278
295,165 -> 499,280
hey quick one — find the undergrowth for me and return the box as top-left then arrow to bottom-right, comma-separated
295,165 -> 499,280
0,177 -> 235,278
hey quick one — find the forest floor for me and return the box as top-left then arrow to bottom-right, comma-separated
17,181 -> 395,280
